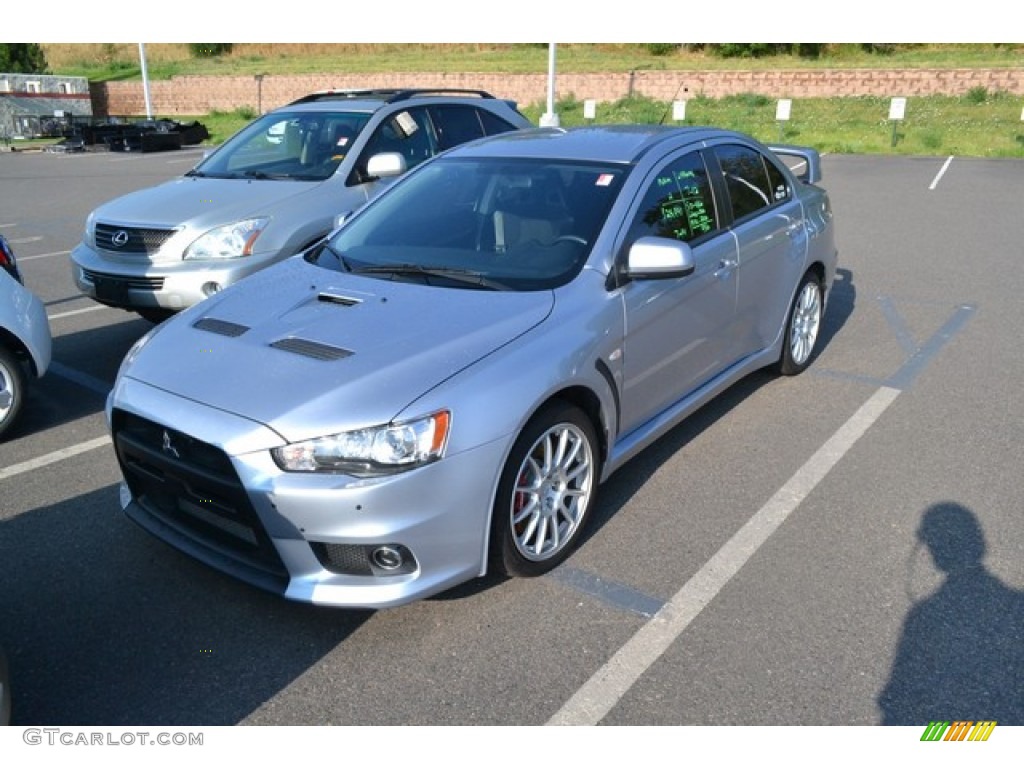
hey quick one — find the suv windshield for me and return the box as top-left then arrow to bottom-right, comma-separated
193,111 -> 370,182
311,157 -> 627,291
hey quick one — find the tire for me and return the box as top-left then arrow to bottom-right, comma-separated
0,345 -> 26,441
778,271 -> 823,376
490,402 -> 600,578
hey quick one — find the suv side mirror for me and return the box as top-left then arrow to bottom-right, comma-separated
365,152 -> 407,181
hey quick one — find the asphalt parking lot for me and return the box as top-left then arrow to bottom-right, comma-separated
1,147 -> 1022,728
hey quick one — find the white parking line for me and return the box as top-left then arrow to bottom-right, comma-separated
18,249 -> 70,262
9,235 -> 43,245
48,305 -> 110,321
929,156 -> 954,190
547,385 -> 902,726
0,435 -> 111,481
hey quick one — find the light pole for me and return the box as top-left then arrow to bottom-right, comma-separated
539,43 -> 559,127
138,43 -> 153,119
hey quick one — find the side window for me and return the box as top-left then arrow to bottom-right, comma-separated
764,156 -> 791,203
714,144 -> 786,221
360,107 -> 435,175
478,108 -> 519,137
428,105 -> 486,151
626,151 -> 718,245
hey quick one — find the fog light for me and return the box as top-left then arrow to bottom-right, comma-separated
312,542 -> 417,576
371,546 -> 404,571
201,281 -> 222,297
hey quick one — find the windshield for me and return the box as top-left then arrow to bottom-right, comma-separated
311,157 -> 627,291
193,111 -> 370,182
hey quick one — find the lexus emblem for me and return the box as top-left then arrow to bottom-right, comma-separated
161,430 -> 181,459
111,230 -> 130,248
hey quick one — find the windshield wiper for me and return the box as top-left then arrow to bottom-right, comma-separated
353,263 -> 508,290
321,242 -> 352,272
184,169 -> 206,178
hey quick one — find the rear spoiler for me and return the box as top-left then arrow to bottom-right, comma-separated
767,144 -> 822,185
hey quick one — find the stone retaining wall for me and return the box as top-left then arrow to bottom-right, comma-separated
91,68 -> 1024,117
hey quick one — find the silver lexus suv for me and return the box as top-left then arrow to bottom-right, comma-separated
70,89 -> 531,322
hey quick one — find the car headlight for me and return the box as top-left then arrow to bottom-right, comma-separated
272,410 -> 450,476
184,217 -> 269,260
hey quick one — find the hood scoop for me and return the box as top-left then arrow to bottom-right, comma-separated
269,337 -> 352,361
193,317 -> 250,337
318,292 -> 362,307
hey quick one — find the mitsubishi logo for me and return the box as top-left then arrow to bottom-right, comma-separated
111,230 -> 130,248
161,430 -> 181,459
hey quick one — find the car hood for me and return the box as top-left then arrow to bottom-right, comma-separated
124,257 -> 554,443
94,176 -> 325,229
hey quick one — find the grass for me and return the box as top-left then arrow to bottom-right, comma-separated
23,44 -> 1024,158
185,92 -> 1024,158
39,43 -> 1024,80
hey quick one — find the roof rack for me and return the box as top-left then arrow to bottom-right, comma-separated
288,88 -> 496,106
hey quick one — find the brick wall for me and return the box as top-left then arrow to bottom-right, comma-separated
91,68 -> 1024,117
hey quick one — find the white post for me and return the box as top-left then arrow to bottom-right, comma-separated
138,43 -> 153,120
539,43 -> 559,127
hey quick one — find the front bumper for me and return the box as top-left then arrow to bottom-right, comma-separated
110,377 -> 505,609
71,243 -> 274,312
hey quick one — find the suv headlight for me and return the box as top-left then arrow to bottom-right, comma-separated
83,210 -> 97,246
184,217 -> 269,260
272,411 -> 450,476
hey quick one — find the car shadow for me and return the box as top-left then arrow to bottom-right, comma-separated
0,483 -> 371,725
5,316 -> 157,440
817,266 -> 855,360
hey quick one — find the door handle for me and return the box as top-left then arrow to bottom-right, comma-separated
715,258 -> 738,278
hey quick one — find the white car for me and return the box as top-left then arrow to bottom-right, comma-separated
0,233 -> 52,440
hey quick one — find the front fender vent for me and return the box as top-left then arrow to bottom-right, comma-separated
269,337 -> 352,361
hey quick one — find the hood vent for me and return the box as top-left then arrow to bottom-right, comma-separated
269,337 -> 352,361
318,292 -> 362,306
193,317 -> 250,337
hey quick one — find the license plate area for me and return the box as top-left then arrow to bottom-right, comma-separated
93,275 -> 130,304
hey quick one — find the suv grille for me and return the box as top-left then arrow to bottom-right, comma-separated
82,268 -> 164,291
95,223 -> 177,255
112,409 -> 288,589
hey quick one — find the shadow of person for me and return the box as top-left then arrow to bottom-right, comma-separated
878,502 -> 1024,724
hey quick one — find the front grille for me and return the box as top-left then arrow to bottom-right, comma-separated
95,223 -> 176,255
82,268 -> 164,291
112,409 -> 288,586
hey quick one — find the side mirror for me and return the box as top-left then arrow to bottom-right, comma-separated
625,237 -> 696,280
766,144 -> 822,184
365,152 -> 407,180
